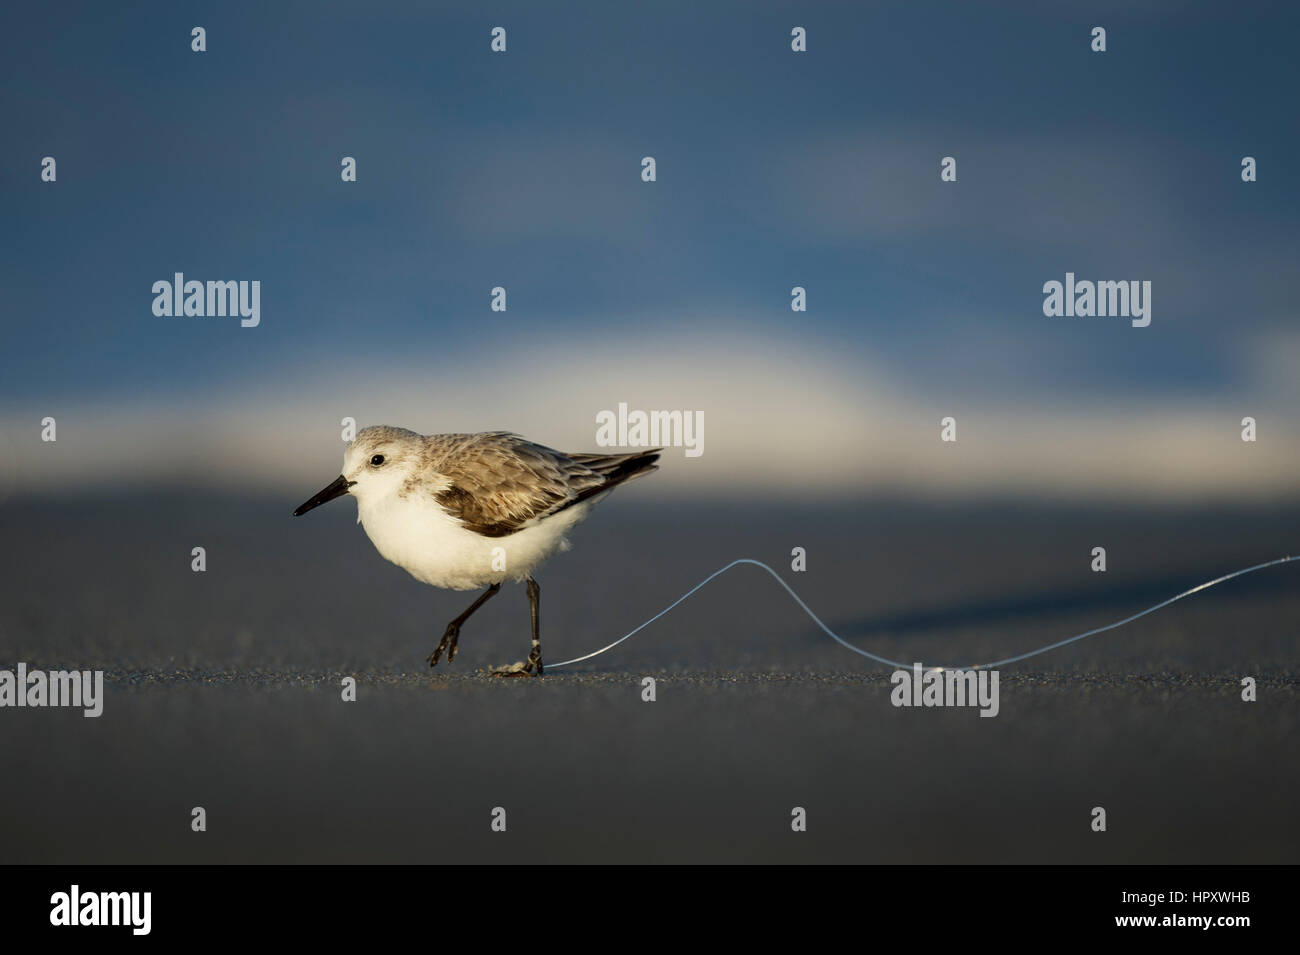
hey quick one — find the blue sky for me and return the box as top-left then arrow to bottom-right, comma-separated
2,1 -> 1298,498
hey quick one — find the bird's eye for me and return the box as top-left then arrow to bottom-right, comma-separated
370,454 -> 385,467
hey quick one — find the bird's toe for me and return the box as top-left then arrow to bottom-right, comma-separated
490,660 -> 539,678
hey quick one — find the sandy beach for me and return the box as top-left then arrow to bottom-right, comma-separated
1,493 -> 1297,863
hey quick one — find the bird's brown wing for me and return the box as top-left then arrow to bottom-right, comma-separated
425,433 -> 596,537
426,433 -> 660,537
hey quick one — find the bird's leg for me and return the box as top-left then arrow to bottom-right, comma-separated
428,582 -> 500,668
492,576 -> 543,677
525,576 -> 543,674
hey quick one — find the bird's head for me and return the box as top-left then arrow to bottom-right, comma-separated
293,425 -> 426,516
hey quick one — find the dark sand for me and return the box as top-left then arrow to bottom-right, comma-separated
1,493 -> 1297,863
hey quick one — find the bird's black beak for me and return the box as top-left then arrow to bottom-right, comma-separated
293,475 -> 356,516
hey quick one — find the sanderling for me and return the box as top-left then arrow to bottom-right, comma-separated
293,426 -> 660,676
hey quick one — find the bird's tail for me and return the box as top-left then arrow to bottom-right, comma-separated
568,448 -> 661,501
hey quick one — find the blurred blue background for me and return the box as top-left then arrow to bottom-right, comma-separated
3,0 -> 1298,501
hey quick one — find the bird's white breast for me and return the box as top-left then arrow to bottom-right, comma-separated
355,493 -> 591,591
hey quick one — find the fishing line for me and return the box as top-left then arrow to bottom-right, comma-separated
546,555 -> 1298,671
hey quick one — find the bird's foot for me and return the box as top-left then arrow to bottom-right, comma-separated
427,623 -> 460,668
490,653 -> 543,678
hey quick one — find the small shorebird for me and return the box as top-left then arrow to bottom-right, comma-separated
293,427 -> 660,676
